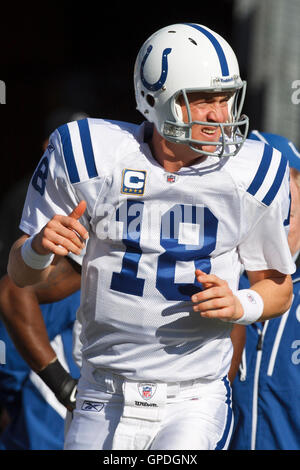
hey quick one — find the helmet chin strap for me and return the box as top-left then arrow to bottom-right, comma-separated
187,125 -> 226,157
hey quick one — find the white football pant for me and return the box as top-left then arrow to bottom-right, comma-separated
64,368 -> 233,450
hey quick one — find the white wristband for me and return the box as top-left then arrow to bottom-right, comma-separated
234,289 -> 264,325
21,235 -> 54,270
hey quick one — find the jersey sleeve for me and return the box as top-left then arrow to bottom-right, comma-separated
19,130 -> 89,236
238,155 -> 295,275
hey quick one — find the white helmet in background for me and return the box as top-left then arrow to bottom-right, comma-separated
134,23 -> 249,157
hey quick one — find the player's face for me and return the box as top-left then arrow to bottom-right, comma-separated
179,91 -> 232,154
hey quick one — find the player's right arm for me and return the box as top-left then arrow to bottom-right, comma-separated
8,125 -> 92,288
7,201 -> 88,288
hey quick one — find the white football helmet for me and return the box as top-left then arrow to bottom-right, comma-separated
134,23 -> 249,157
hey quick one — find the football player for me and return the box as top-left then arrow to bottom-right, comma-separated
8,23 -> 294,450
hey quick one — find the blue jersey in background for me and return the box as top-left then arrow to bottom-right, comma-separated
0,291 -> 80,450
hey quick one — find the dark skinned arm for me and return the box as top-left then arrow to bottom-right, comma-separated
0,256 -> 81,372
228,324 -> 246,384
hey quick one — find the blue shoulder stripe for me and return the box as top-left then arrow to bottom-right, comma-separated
57,124 -> 80,183
246,144 -> 273,197
77,119 -> 98,179
261,155 -> 287,206
184,23 -> 229,76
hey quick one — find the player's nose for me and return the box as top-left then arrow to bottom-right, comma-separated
206,105 -> 223,122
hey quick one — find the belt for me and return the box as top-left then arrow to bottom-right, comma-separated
81,360 -> 213,398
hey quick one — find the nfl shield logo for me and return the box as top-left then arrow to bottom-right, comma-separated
166,174 -> 176,183
138,383 -> 157,401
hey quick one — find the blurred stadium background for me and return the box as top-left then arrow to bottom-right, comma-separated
0,0 -> 300,202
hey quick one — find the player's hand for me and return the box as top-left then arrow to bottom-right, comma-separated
191,269 -> 244,322
37,358 -> 78,412
56,376 -> 78,412
31,201 -> 89,257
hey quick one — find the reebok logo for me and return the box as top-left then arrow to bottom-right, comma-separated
81,400 -> 104,412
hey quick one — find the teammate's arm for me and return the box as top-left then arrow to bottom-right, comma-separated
0,257 -> 81,410
7,201 -> 88,288
228,325 -> 246,384
191,268 -> 292,323
0,257 -> 81,370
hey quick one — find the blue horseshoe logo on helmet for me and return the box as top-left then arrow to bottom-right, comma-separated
140,45 -> 172,92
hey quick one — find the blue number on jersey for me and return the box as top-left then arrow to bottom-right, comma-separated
110,200 -> 218,300
157,204 -> 218,300
110,200 -> 145,296
32,156 -> 49,196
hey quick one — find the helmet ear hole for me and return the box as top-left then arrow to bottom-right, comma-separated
146,94 -> 155,107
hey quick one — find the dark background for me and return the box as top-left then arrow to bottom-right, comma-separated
0,1 -> 254,202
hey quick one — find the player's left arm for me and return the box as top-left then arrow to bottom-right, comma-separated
191,268 -> 293,323
245,269 -> 293,320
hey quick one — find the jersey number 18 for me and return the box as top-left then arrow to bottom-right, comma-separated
110,200 -> 218,301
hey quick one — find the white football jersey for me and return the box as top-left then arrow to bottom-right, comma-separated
20,119 -> 295,382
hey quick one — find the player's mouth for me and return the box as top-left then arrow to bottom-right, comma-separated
200,126 -> 220,140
